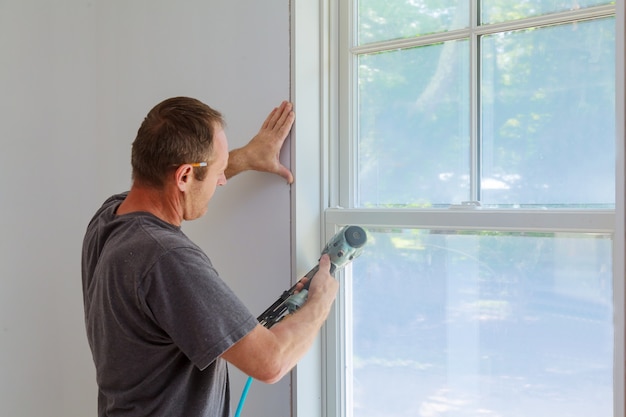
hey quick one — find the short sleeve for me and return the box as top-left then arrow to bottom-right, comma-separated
139,247 -> 258,370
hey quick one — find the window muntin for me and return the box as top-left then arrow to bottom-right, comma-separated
481,0 -> 615,25
348,228 -> 613,417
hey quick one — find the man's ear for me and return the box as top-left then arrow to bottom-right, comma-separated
175,164 -> 194,192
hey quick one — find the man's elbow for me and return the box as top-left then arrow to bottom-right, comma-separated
252,359 -> 292,384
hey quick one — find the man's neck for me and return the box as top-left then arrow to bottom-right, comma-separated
117,184 -> 183,226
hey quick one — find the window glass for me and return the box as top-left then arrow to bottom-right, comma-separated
357,40 -> 470,207
480,18 -> 615,207
358,1 -> 469,45
481,1 -> 615,25
349,228 -> 613,417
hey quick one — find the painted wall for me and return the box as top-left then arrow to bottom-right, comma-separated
0,0 -> 293,415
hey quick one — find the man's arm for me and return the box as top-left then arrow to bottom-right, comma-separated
225,100 -> 295,183
220,254 -> 338,383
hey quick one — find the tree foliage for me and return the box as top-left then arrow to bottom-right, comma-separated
356,1 -> 615,208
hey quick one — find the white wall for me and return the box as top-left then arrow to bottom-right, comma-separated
0,0 -> 293,415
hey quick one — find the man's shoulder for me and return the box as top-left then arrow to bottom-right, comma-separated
86,192 -> 128,228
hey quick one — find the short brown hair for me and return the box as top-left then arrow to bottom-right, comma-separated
131,97 -> 225,187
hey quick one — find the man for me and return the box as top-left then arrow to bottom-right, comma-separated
82,97 -> 338,416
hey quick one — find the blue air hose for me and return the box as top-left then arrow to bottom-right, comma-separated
234,376 -> 253,417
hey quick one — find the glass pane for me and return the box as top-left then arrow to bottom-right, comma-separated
358,1 -> 469,45
480,18 -> 615,207
349,228 -> 613,417
357,41 -> 470,208
481,0 -> 615,25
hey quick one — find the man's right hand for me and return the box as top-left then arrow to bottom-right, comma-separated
306,254 -> 339,307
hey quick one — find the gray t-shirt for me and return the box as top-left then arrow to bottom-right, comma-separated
81,193 -> 258,417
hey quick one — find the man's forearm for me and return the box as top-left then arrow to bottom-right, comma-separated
265,291 -> 336,379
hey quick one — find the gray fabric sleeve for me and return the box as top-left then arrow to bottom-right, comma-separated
139,247 -> 258,370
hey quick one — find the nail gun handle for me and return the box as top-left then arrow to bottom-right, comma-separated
257,226 -> 367,327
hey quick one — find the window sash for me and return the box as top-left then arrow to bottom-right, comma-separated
338,3 -> 616,209
323,1 -> 624,417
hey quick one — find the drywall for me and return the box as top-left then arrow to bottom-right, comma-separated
0,0 -> 292,415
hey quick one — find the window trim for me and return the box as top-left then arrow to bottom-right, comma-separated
290,1 -> 325,416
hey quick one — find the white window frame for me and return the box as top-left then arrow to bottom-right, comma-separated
291,1 -> 625,417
